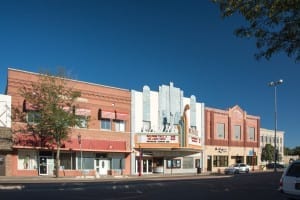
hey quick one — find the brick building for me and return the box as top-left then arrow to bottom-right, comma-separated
205,105 -> 260,173
5,68 -> 131,177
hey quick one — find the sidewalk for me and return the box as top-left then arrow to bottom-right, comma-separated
0,172 -> 214,184
0,170 -> 272,185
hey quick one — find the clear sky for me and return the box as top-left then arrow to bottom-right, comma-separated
0,0 -> 299,148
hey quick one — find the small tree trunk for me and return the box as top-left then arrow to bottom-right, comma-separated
55,144 -> 61,178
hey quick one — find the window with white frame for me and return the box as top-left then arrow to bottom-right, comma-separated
217,123 -> 225,139
234,125 -> 241,140
248,127 -> 255,141
142,121 -> 151,132
101,118 -> 111,130
115,120 -> 125,132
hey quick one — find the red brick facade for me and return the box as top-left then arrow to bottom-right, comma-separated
6,68 -> 131,177
205,105 -> 260,148
204,105 -> 260,172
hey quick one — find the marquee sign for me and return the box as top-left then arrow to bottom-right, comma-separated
139,135 -> 179,144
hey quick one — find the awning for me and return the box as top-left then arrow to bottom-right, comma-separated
101,110 -> 115,119
75,108 -> 91,116
115,112 -> 129,120
63,107 -> 91,116
23,100 -> 39,111
66,138 -> 128,152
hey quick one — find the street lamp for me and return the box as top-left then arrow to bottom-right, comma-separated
138,144 -> 142,176
268,79 -> 283,172
77,133 -> 83,176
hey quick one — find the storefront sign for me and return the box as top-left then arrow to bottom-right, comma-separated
139,135 -> 178,144
215,147 -> 227,153
189,136 -> 201,146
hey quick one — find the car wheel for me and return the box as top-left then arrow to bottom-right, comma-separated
246,169 -> 249,173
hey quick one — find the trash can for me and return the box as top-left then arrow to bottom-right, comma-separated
197,167 -> 202,174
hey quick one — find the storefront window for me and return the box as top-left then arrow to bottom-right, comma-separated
246,156 -> 257,166
18,150 -> 37,170
112,158 -> 125,169
60,152 -> 76,170
213,156 -> 228,167
183,157 -> 193,169
167,159 -> 181,168
77,152 -> 95,170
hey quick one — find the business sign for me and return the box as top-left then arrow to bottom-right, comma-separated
189,136 -> 201,146
139,135 -> 178,144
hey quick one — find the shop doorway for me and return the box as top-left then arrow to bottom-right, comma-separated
136,158 -> 154,174
0,155 -> 5,176
95,159 -> 110,175
39,151 -> 53,176
39,156 -> 48,175
153,157 -> 164,173
207,155 -> 212,171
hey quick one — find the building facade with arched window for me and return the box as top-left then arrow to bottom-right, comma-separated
131,82 -> 205,175
204,105 -> 260,173
5,68 -> 131,177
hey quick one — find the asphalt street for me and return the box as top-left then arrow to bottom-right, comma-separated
0,172 -> 286,200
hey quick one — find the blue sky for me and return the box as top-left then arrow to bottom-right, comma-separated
0,0 -> 299,148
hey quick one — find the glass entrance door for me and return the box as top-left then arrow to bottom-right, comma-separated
95,159 -> 110,175
136,158 -> 153,174
39,156 -> 48,175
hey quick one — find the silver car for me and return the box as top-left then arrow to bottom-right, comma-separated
224,163 -> 250,174
279,160 -> 300,199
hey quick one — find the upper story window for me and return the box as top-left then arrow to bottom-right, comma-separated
98,109 -> 114,131
248,127 -> 255,141
189,126 -> 198,135
26,111 -> 41,124
142,121 -> 151,132
114,120 -> 125,132
98,109 -> 128,132
101,118 -> 111,130
234,125 -> 241,140
76,116 -> 88,128
217,123 -> 225,139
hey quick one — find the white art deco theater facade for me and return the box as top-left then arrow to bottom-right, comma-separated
131,82 -> 205,175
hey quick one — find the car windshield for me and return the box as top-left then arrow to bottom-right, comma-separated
286,163 -> 300,177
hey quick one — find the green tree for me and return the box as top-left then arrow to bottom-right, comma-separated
293,146 -> 300,156
261,144 -> 275,162
284,147 -> 294,155
20,70 -> 82,178
212,0 -> 300,62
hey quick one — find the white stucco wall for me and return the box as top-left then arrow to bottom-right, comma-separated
0,94 -> 11,128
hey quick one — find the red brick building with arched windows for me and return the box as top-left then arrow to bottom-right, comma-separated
5,68 -> 132,177
204,105 -> 260,173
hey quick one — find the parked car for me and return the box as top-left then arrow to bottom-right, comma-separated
224,163 -> 250,175
279,160 -> 300,199
266,163 -> 285,169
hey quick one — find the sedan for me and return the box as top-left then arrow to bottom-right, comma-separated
224,163 -> 250,175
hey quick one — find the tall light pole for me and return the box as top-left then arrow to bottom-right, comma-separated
268,79 -> 283,172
